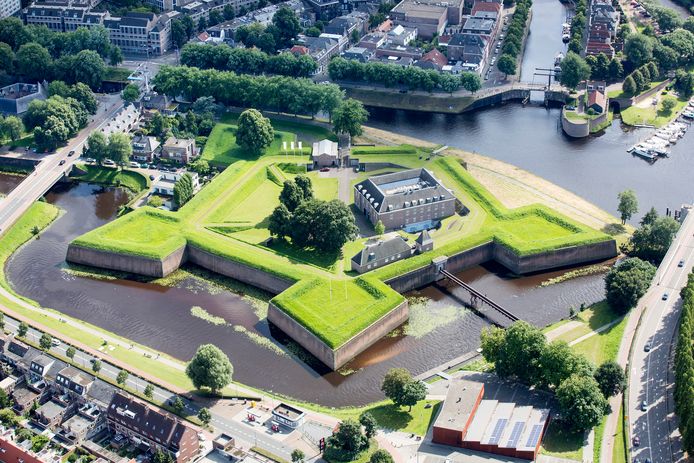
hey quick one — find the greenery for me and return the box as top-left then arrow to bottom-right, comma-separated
198,407 -> 212,425
324,419 -> 368,461
333,99 -> 368,137
122,84 -> 140,103
605,257 -> 657,314
674,273 -> 694,454
368,450 -> 393,463
23,95 -> 91,151
626,215 -> 680,264
72,164 -> 150,194
497,0 -> 531,76
186,344 -> 233,394
560,52 -> 591,89
39,333 -> 52,350
594,361 -> 626,397
236,109 -> 275,154
617,189 -> 638,224
381,368 -> 426,411
174,173 -> 195,208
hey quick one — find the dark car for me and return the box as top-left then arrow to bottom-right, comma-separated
644,341 -> 651,352
662,293 -> 669,301
59,159 -> 66,166
68,150 -> 75,157
641,400 -> 648,411
678,259 -> 685,267
633,436 -> 640,446
149,174 -> 156,180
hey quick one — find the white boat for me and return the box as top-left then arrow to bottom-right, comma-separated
682,111 -> 694,120
644,137 -> 669,147
554,52 -> 564,66
632,147 -> 657,161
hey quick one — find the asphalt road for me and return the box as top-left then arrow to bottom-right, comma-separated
0,95 -> 124,235
629,211 -> 694,463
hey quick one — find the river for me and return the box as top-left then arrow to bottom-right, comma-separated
2,0 -> 693,406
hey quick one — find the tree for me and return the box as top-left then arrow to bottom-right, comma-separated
1,116 -> 23,142
92,359 -> 101,373
186,344 -> 233,393
325,419 -> 367,459
381,368 -> 412,404
629,216 -> 680,264
272,6 -> 301,47
107,133 -> 132,166
608,58 -> 623,80
400,380 -> 426,411
594,361 -> 626,397
235,108 -> 274,154
497,54 -> 516,78
374,220 -> 385,235
369,450 -> 394,463
86,132 -> 108,163
496,321 -> 547,385
171,396 -> 185,414
556,374 -> 608,431
559,52 -> 591,89
39,333 -> 53,350
289,199 -> 358,252
209,9 -> 223,26
18,321 -> 28,337
640,206 -> 659,227
617,189 -> 638,224
173,173 -> 195,208
0,313 -> 3,330
268,203 -> 293,238
605,257 -> 657,313
69,83 -> 98,114
539,340 -> 593,390
674,70 -> 694,99
359,412 -> 377,438
109,45 -> 123,66
661,95 -> 677,114
171,19 -> 188,49
116,370 -> 129,386
480,326 -> 505,363
624,34 -> 654,67
0,42 -> 14,75
652,6 -> 682,31
460,72 -> 482,93
122,84 -> 140,103
153,449 -> 174,463
66,346 -> 76,360
622,75 -> 636,95
332,99 -> 368,137
291,449 -> 305,463
279,180 -> 305,212
16,42 -> 52,82
295,175 -> 313,200
144,384 -> 154,399
0,408 -> 17,427
198,407 -> 212,425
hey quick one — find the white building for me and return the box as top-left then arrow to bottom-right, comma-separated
152,171 -> 200,196
0,0 -> 20,18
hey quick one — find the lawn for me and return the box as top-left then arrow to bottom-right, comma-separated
540,425 -> 583,461
271,277 -> 404,348
72,164 -> 150,193
572,314 -> 627,365
104,66 -> 133,83
364,400 -> 441,436
613,405 -> 628,463
620,92 -> 689,128
552,301 -> 622,344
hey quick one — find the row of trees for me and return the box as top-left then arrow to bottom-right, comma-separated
674,273 -> 694,453
622,61 -> 660,95
152,65 -> 346,119
173,173 -> 196,208
23,94 -> 92,151
481,321 -> 625,431
568,0 -> 587,55
328,57 -> 481,94
584,52 -> 624,82
84,132 -> 133,165
624,28 -> 694,73
180,43 -> 317,78
496,0 -> 532,77
269,176 -> 358,253
0,18 -> 120,88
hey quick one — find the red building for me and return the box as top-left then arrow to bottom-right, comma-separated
432,379 -> 550,461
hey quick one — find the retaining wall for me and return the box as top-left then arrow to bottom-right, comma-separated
267,299 -> 409,370
186,245 -> 294,295
385,239 -> 617,293
66,244 -> 186,277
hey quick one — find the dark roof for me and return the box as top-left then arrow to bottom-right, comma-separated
351,236 -> 412,266
354,169 -> 452,213
448,33 -> 486,48
462,16 -> 495,32
7,340 -> 29,359
416,229 -> 432,245
107,392 -> 197,450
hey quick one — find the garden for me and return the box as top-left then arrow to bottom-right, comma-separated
69,115 -> 613,357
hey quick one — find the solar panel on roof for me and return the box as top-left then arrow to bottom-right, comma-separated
524,424 -> 544,448
487,418 -> 508,445
505,421 -> 525,447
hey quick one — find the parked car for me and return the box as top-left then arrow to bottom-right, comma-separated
633,436 -> 640,446
68,150 -> 75,157
678,259 -> 685,267
51,338 -> 61,347
129,161 -> 139,168
662,293 -> 669,300
58,159 -> 66,166
149,174 -> 156,180
84,158 -> 96,164
644,341 -> 651,352
103,159 -> 115,166
641,400 -> 648,411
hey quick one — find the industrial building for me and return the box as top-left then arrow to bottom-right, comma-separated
354,168 -> 456,232
432,379 -> 550,460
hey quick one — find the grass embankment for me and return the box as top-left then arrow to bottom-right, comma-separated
104,66 -> 133,83
70,117 -> 612,352
72,164 -> 150,193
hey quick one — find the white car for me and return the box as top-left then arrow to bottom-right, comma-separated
129,161 -> 140,168
51,338 -> 61,347
103,159 -> 116,166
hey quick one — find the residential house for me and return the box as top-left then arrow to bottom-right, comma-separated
386,24 -> 417,45
57,402 -> 105,444
29,355 -> 54,380
357,32 -> 386,49
342,46 -> 372,62
3,339 -> 30,371
324,13 -> 367,37
586,81 -> 607,114
447,33 -> 487,71
107,392 -> 200,463
152,171 -> 200,196
0,427 -> 62,463
131,135 -> 161,163
373,43 -> 423,60
141,92 -> 178,114
471,0 -> 501,16
161,137 -> 197,164
12,386 -> 39,413
415,48 -> 448,71
461,15 -> 495,37
311,139 -> 339,168
35,400 -> 69,427
55,366 -> 94,398
351,234 -> 413,273
300,35 -> 340,73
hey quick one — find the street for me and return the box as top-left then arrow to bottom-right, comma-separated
628,210 -> 694,463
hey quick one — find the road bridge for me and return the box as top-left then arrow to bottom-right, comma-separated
439,269 -> 519,328
0,97 -> 123,236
